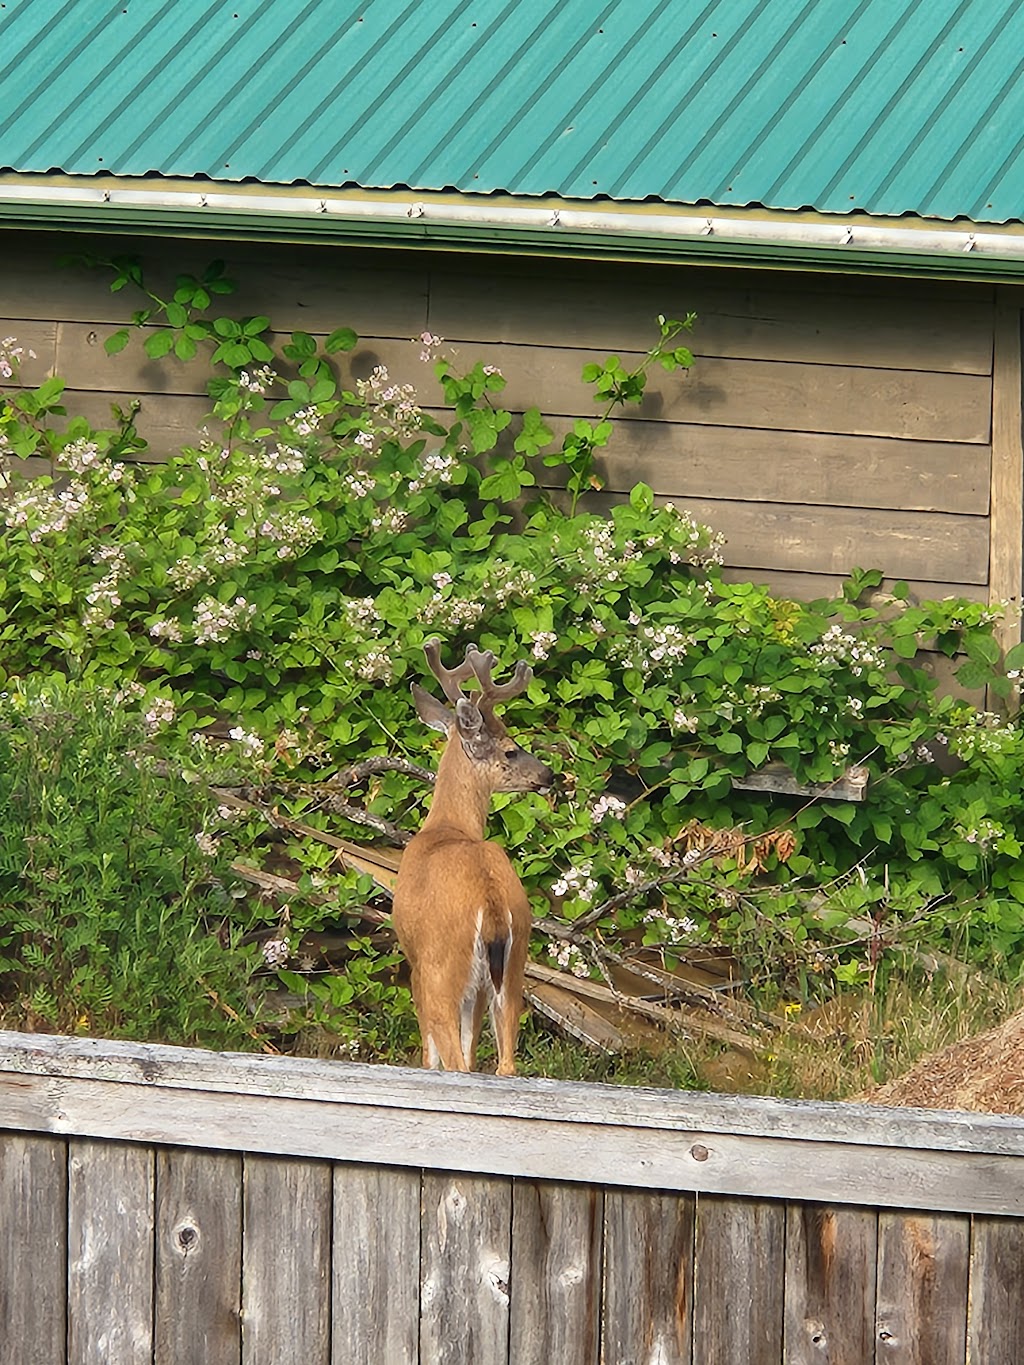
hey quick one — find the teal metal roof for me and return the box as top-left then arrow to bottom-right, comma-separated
3,0 -> 1024,225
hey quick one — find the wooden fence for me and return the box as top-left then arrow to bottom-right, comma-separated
1,1030 -> 1023,1365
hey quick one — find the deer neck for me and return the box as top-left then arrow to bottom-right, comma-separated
421,740 -> 493,840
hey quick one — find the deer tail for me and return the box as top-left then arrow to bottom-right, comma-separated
485,934 -> 511,994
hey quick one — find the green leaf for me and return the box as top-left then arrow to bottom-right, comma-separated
954,658 -> 992,689
104,330 -> 130,356
963,628 -> 1001,665
325,327 -> 358,353
629,482 -> 654,514
286,331 -> 317,359
144,330 -> 174,359
746,740 -> 769,767
165,301 -> 188,328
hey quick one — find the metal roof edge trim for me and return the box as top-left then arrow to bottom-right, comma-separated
4,185 -> 1024,281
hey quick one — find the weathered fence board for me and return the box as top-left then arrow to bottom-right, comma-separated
420,1172 -> 512,1365
154,1148 -> 242,1365
602,1188 -> 694,1365
874,1211 -> 970,1364
966,1214 -> 1024,1364
783,1203 -> 877,1365
693,1194 -> 785,1365
509,1179 -> 603,1365
68,1138 -> 154,1365
332,1163 -> 420,1365
241,1155 -> 332,1365
0,1133 -> 67,1365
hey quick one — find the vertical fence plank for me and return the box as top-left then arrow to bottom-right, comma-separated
875,1211 -> 970,1363
420,1171 -> 512,1365
510,1179 -> 602,1365
602,1188 -> 695,1365
242,1155 -> 331,1365
0,1134 -> 67,1365
155,1148 -> 242,1365
693,1194 -> 785,1365
68,1138 -> 154,1365
967,1214 -> 1024,1364
784,1203 -> 877,1364
332,1163 -> 420,1365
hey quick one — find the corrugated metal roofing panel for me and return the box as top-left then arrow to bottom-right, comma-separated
2,0 -> 1023,224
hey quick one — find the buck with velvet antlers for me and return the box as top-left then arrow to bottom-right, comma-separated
392,641 -> 554,1076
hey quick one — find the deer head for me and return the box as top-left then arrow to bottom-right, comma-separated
411,641 -> 554,802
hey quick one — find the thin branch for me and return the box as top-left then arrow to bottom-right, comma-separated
317,794 -> 412,846
323,755 -> 435,789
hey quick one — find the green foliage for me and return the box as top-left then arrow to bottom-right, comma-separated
2,265 -> 1024,1064
0,679 -> 258,1043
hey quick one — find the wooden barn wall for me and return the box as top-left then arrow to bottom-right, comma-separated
0,228 -> 1013,607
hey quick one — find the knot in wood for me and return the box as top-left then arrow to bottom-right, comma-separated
690,1143 -> 709,1162
175,1221 -> 200,1255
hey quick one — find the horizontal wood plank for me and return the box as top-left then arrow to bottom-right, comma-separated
717,567 -> 988,604
1,235 -> 430,336
3,1047 -> 1024,1215
428,269 -> 995,375
3,1032 -> 1022,1155
581,420 -> 991,515
590,495 -> 990,584
67,388 -> 212,458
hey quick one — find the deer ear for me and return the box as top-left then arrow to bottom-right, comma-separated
412,683 -> 454,734
455,698 -> 495,760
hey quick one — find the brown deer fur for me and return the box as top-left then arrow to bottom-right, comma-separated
392,642 -> 553,1076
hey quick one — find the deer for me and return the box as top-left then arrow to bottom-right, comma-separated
392,640 -> 554,1077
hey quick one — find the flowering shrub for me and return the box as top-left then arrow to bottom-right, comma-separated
3,257 -> 1024,1058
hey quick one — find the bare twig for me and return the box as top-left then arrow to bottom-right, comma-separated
316,794 -> 412,845
323,755 -> 435,789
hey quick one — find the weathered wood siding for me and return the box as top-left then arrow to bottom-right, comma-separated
1,228 -> 1018,604
2,1031 -> 1024,1364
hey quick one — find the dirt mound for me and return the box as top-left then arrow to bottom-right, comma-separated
864,1007 -> 1024,1115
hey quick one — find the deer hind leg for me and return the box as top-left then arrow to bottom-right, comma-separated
411,971 -> 469,1072
464,989 -> 488,1070
420,1010 -> 470,1072
491,931 -> 527,1078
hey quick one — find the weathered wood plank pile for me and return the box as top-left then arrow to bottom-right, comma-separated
1,1030 -> 1022,1363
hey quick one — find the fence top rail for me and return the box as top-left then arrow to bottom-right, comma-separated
4,1030 -> 1024,1214
1,1028 -> 1021,1154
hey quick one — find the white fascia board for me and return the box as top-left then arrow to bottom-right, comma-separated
2,181 -> 1024,269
